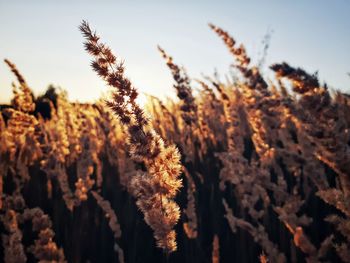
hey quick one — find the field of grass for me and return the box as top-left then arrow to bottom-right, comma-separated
0,21 -> 349,263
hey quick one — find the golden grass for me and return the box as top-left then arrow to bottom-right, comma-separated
0,22 -> 349,262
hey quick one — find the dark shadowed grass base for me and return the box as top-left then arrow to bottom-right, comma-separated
0,141 -> 342,263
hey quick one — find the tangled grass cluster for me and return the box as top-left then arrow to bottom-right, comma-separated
0,22 -> 349,263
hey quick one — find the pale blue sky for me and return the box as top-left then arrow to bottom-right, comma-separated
1,0 -> 349,104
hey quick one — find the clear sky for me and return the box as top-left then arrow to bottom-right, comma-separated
1,0 -> 349,104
